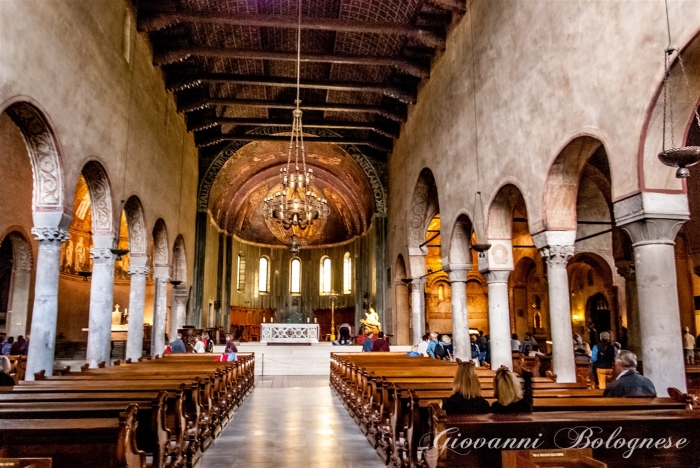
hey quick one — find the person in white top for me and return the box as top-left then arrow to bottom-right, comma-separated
683,326 -> 696,364
416,333 -> 429,357
194,336 -> 205,354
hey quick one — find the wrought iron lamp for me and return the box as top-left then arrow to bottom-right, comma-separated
657,0 -> 700,178
263,0 -> 329,241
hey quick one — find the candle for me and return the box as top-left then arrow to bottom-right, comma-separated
314,317 -> 317,323
307,318 -> 309,323
271,317 -> 274,323
263,317 -> 266,322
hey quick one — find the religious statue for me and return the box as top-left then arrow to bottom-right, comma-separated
112,304 -> 122,326
360,306 -> 381,334
75,236 -> 86,270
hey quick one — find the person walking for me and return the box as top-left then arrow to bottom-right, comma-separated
592,331 -> 616,390
683,326 -> 696,365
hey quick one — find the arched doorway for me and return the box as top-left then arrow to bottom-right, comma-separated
0,230 -> 33,338
394,254 -> 410,345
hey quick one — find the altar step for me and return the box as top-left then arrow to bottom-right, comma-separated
215,342 -> 412,376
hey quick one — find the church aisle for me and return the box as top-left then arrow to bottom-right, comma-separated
199,376 -> 387,468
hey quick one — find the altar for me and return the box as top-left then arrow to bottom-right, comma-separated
260,323 -> 320,344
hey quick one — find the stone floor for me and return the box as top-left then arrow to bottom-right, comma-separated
198,375 -> 387,468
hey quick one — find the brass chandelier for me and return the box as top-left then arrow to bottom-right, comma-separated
263,0 -> 329,235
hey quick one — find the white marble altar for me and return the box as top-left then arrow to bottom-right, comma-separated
261,323 -> 320,344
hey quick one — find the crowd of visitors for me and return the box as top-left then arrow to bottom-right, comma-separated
0,335 -> 28,356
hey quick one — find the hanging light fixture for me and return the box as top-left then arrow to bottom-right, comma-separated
657,0 -> 700,178
263,0 -> 329,240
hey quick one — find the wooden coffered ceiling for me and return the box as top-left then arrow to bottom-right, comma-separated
131,0 -> 465,162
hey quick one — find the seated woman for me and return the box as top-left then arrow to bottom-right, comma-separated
491,367 -> 533,414
442,361 -> 490,414
0,356 -> 15,386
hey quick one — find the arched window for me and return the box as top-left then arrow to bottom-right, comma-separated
290,258 -> 301,294
236,253 -> 246,291
258,256 -> 269,293
343,252 -> 352,294
319,256 -> 332,295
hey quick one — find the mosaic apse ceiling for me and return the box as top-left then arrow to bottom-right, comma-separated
209,136 -> 376,246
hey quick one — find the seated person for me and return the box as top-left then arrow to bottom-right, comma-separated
416,333 -> 430,357
194,336 -> 205,353
510,333 -> 521,352
372,332 -> 390,352
491,367 -> 533,414
603,350 -> 656,397
0,356 -> 14,386
171,333 -> 186,353
442,361 -> 490,414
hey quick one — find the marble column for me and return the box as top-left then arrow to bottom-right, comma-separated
25,227 -> 69,380
485,270 -> 513,370
170,284 -> 188,344
621,218 -> 687,395
125,264 -> 149,362
410,280 -> 425,345
7,265 -> 32,338
534,231 -> 577,383
86,245 -> 116,368
616,261 -> 641,356
447,268 -> 471,361
151,268 -> 169,358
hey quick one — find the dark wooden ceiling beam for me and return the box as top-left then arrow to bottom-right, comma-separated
137,10 -> 445,49
166,73 -> 416,104
187,116 -> 400,139
154,46 -> 428,78
196,133 -> 392,153
178,97 -> 407,122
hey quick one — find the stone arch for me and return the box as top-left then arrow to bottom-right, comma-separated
152,219 -> 169,268
1,99 -> 65,217
123,196 -> 147,258
0,227 -> 33,337
0,226 -> 34,271
542,136 -> 605,231
408,168 -> 439,250
172,235 -> 187,282
80,161 -> 115,237
447,214 -> 473,268
487,184 -> 529,240
567,252 -> 618,339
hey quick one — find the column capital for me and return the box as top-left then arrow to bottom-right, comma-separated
444,264 -> 471,283
90,247 -> 114,263
31,227 -> 69,243
615,260 -> 635,281
409,279 -> 426,292
128,266 -> 150,276
485,270 -> 511,284
539,245 -> 575,269
618,218 -> 686,247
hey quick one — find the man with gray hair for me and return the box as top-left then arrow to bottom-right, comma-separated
603,350 -> 656,397
170,333 -> 186,353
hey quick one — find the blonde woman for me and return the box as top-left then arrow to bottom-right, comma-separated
0,356 -> 15,386
442,361 -> 490,414
491,367 -> 533,413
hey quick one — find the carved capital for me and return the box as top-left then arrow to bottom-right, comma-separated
484,270 -> 511,284
447,269 -> 469,283
409,279 -> 425,293
539,245 -> 575,269
128,266 -> 150,276
618,218 -> 686,247
615,260 -> 636,281
90,247 -> 114,263
31,227 -> 69,243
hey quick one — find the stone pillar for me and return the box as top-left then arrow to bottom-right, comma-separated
485,270 -> 513,370
125,263 -> 149,362
151,267 -> 169,358
86,244 -> 116,368
616,261 -> 641,356
533,231 -> 577,383
7,265 -> 32,338
25,227 -> 69,380
620,218 -> 687,394
447,268 -> 471,361
170,284 -> 188,344
410,280 -> 425,345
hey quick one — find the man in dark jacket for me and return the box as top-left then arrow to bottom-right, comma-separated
372,332 -> 390,352
603,350 -> 656,397
170,334 -> 187,353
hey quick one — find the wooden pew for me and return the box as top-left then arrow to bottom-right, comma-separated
423,404 -> 700,468
0,404 -> 145,468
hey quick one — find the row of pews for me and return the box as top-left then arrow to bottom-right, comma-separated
0,353 -> 255,468
331,353 -> 700,468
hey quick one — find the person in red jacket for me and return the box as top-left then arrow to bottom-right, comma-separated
372,332 -> 390,352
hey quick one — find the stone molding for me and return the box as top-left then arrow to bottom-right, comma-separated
446,268 -> 469,283
31,227 -> 69,243
539,245 -> 575,269
484,270 -> 512,284
613,192 -> 689,227
409,279 -> 426,292
615,260 -> 635,281
128,266 -> 150,276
